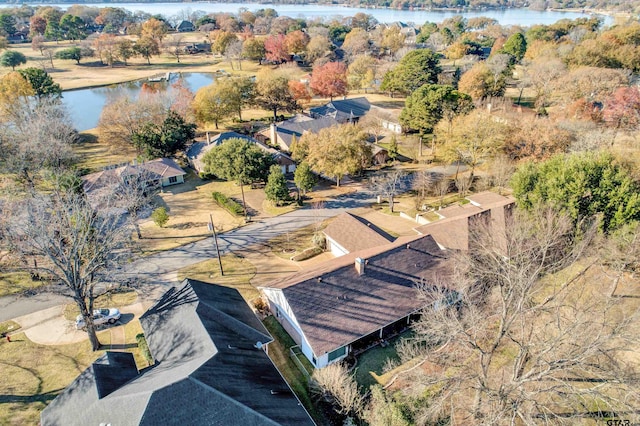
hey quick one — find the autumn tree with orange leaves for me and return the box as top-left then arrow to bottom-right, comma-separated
310,61 -> 348,100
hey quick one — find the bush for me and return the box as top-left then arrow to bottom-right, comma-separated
151,207 -> 169,228
212,191 -> 244,216
291,246 -> 323,261
136,333 -> 154,366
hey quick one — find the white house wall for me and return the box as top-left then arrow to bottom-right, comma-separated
325,236 -> 349,257
262,288 -> 318,366
160,175 -> 185,187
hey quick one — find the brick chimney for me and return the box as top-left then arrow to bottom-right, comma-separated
355,257 -> 365,276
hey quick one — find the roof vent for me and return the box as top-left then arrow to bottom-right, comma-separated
406,244 -> 411,249
355,257 -> 365,275
317,277 -> 322,283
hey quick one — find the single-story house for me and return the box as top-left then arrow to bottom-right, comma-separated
176,20 -> 195,32
369,143 -> 390,165
82,158 -> 186,195
414,191 -> 515,251
41,279 -> 315,426
260,114 -> 340,152
309,97 -> 371,124
184,42 -> 211,54
187,131 -> 296,175
260,235 -> 454,368
323,212 -> 393,257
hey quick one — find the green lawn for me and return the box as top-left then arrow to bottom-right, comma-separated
0,272 -> 50,298
177,253 -> 259,301
266,222 -> 327,260
0,332 -> 110,425
263,316 -> 324,424
62,289 -> 139,321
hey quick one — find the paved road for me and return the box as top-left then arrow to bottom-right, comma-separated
0,188 -> 373,322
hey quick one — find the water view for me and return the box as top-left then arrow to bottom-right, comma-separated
9,2 -> 610,26
63,72 -> 214,131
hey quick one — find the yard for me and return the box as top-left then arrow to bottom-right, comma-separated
135,173 -> 247,254
0,332 -> 108,425
176,252 -> 259,301
263,316 -> 325,424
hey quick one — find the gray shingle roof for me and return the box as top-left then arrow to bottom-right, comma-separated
274,116 -> 340,149
262,235 -> 453,356
309,97 -> 371,123
41,280 -> 315,426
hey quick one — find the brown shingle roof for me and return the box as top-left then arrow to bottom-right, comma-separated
467,191 -> 510,207
262,235 -> 453,356
323,212 -> 393,254
414,192 -> 515,251
82,158 -> 186,194
435,203 -> 482,219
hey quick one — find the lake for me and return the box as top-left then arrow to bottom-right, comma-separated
63,72 -> 214,131
6,2 -> 610,26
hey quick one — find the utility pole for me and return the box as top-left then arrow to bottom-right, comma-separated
209,213 -> 224,276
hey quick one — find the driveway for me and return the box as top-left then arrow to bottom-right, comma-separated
0,187 -> 375,323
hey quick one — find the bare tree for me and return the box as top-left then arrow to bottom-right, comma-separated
401,209 -> 640,424
434,176 -> 450,208
412,170 -> 441,200
225,38 -> 243,71
454,173 -> 470,197
165,34 -> 185,63
486,154 -> 514,195
0,99 -> 77,188
3,190 -> 136,351
311,362 -> 364,417
371,170 -> 406,213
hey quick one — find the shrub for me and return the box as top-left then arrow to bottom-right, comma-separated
136,333 -> 154,365
151,207 -> 169,228
212,191 -> 244,216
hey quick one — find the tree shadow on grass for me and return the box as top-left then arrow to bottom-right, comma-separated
0,388 -> 63,405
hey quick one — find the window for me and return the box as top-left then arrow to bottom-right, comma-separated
312,355 -> 317,366
168,176 -> 178,184
328,346 -> 347,362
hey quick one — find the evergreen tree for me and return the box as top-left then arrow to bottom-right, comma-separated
265,164 -> 290,205
294,161 -> 317,196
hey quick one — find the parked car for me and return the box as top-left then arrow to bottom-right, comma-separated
75,308 -> 121,330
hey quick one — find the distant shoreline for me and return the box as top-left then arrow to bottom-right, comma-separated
0,0 -> 613,15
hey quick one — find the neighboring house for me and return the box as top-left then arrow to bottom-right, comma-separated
414,191 -> 515,251
323,212 -> 393,257
260,114 -> 340,152
41,279 -> 315,426
184,42 -> 211,54
176,20 -> 195,32
369,143 -> 390,165
370,105 -> 403,134
82,158 -> 186,195
309,97 -> 371,124
187,131 -> 296,175
260,235 -> 454,368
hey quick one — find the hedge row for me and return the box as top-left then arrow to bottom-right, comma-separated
290,247 -> 324,262
212,192 -> 244,216
136,333 -> 154,366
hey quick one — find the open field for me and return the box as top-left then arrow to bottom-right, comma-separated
0,33 -> 308,91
